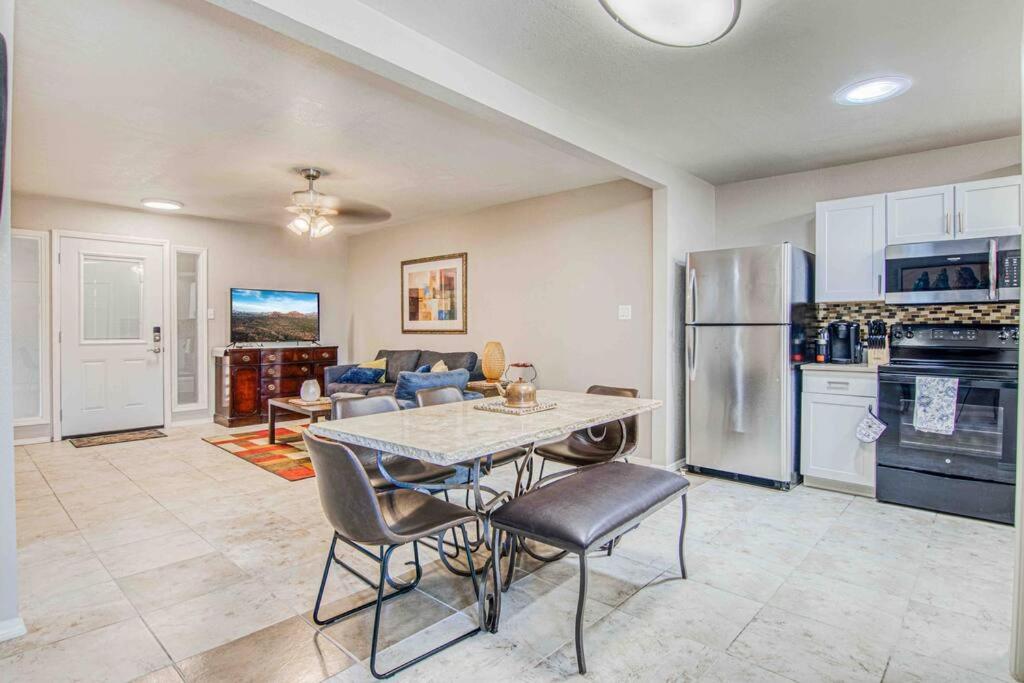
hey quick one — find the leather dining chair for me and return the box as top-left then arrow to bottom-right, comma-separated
414,387 -> 528,470
331,394 -> 456,488
303,432 -> 482,679
532,385 -> 639,472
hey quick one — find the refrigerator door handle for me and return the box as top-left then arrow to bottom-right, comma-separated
687,327 -> 698,381
688,267 -> 697,324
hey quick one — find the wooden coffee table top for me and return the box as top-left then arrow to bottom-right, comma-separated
268,397 -> 333,416
268,393 -> 365,416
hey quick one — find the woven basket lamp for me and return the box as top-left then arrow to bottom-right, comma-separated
481,341 -> 506,381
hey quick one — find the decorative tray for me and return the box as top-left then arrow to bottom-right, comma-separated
288,398 -> 332,407
474,400 -> 557,416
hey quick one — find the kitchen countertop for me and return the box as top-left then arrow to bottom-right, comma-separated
800,362 -> 878,374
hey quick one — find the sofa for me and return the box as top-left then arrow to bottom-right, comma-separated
324,349 -> 484,407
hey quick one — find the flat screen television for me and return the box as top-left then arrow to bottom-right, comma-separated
230,288 -> 320,343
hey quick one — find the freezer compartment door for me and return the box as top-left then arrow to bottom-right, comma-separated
685,325 -> 794,482
685,243 -> 800,324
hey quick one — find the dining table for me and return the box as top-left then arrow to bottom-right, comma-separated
306,388 -> 663,630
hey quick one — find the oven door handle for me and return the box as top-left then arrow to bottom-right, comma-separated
880,373 -> 1017,390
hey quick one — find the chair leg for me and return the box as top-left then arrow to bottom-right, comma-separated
575,552 -> 588,674
311,535 -> 418,627
369,541 -> 482,679
678,494 -> 688,580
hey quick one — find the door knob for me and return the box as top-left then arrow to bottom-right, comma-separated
149,347 -> 162,354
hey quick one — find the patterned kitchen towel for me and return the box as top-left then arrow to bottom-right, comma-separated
913,376 -> 959,435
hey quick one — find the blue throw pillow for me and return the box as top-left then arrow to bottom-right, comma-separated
394,368 -> 470,402
337,367 -> 386,384
415,364 -> 431,373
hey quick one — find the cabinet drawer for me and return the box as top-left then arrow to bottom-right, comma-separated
803,373 -> 876,397
261,377 -> 304,398
262,348 -> 326,363
227,349 -> 260,365
262,363 -> 314,379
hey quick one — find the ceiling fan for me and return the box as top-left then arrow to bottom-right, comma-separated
284,167 -> 391,238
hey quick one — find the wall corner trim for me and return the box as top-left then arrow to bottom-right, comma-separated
0,617 -> 26,643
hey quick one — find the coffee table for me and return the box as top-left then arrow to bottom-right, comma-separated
267,394 -> 361,444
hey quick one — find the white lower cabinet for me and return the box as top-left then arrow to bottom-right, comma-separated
800,369 -> 877,496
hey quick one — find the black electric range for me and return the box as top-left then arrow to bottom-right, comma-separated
876,324 -> 1018,524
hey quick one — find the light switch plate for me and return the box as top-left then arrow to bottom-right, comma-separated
207,308 -> 215,320
618,304 -> 632,320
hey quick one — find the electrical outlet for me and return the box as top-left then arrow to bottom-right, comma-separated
207,308 -> 215,320
618,304 -> 632,320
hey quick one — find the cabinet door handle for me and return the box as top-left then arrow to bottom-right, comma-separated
958,210 -> 965,234
826,381 -> 850,390
945,212 -> 952,235
877,274 -> 882,296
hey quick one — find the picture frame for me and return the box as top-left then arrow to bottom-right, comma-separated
401,252 -> 467,334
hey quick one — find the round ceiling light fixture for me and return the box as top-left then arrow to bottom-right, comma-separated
834,76 -> 912,106
141,198 -> 183,211
599,0 -> 740,47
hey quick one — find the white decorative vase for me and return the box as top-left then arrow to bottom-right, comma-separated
300,379 -> 322,402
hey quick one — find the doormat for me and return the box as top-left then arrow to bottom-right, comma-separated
203,424 -> 315,481
68,429 -> 167,448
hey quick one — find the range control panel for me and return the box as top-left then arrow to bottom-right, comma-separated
891,324 -> 1018,348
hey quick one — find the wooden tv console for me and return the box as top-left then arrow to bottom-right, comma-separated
213,345 -> 339,428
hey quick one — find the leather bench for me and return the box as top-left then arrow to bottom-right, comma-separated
489,461 -> 690,674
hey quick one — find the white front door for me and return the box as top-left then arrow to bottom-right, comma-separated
59,236 -> 165,437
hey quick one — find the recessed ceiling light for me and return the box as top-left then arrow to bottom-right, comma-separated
599,0 -> 740,47
141,198 -> 183,211
834,76 -> 912,106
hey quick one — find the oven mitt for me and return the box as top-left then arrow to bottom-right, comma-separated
856,407 -> 887,443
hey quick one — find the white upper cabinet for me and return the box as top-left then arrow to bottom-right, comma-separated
955,176 -> 1023,239
886,184 -> 954,245
815,194 -> 886,302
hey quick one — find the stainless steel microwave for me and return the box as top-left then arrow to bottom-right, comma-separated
884,236 -> 1021,304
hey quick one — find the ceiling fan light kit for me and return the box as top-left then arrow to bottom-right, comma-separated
599,0 -> 740,47
284,167 -> 338,239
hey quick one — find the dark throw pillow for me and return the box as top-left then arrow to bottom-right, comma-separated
337,367 -> 386,385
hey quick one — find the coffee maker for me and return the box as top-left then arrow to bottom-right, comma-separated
827,321 -> 861,364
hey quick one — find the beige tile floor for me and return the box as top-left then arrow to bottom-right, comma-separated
3,420 -> 1017,682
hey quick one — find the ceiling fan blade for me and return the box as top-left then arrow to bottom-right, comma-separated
319,196 -> 391,224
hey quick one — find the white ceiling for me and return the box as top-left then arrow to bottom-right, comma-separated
358,0 -> 1023,184
12,0 -> 620,229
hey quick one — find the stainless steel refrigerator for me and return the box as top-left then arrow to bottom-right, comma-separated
684,243 -> 813,489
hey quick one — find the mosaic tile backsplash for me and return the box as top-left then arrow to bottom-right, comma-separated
812,301 -> 1019,338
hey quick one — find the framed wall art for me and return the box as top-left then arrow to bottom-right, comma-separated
401,252 -> 467,334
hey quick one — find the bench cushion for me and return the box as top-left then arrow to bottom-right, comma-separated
490,461 -> 689,553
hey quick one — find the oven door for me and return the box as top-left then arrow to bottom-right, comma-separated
877,370 -> 1017,484
885,237 -> 996,304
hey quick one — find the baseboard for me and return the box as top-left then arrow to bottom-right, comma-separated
0,617 -> 26,643
663,458 -> 685,472
13,436 -> 51,446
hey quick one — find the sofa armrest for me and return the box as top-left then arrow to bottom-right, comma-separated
324,363 -> 357,385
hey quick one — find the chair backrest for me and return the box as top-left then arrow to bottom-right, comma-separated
416,386 -> 464,408
303,432 -> 395,545
576,385 -> 639,454
332,394 -> 400,420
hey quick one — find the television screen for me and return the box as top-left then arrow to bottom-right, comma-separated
230,288 -> 320,343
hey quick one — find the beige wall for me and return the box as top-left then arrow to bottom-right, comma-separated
346,179 -> 656,459
11,194 -> 349,424
715,136 -> 1022,252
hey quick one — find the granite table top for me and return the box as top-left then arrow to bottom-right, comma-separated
307,389 -> 663,466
